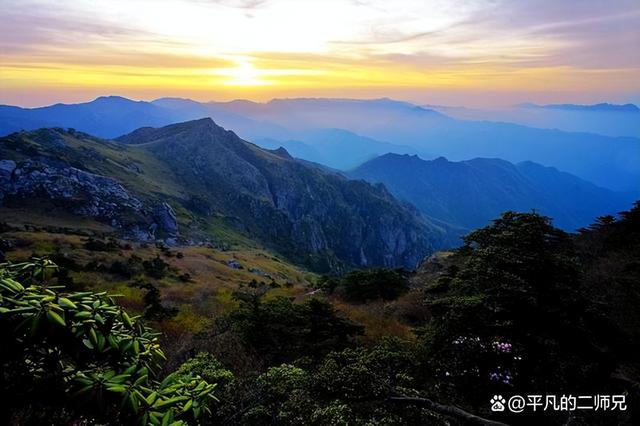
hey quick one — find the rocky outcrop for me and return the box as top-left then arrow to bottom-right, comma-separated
0,158 -> 178,243
0,158 -> 143,219
152,202 -> 178,243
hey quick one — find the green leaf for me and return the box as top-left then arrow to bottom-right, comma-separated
46,309 -> 66,326
106,385 -> 127,393
145,391 -> 158,406
122,311 -> 133,328
58,297 -> 78,309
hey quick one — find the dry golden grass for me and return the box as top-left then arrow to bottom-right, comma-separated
2,228 -> 421,345
0,206 -> 113,232
2,229 -> 315,322
331,298 -> 415,344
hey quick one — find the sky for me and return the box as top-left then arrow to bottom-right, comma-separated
1,0 -> 639,107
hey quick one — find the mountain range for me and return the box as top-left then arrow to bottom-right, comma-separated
349,153 -> 636,231
0,119 -> 448,272
1,96 -> 638,191
519,102 -> 639,112
430,102 -> 640,139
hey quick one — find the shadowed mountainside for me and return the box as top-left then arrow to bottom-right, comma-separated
349,153 -> 636,231
0,119 -> 450,271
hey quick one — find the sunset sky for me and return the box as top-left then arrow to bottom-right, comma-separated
1,0 -> 639,107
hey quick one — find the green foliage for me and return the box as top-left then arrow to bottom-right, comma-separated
175,352 -> 234,391
0,258 -> 216,425
220,283 -> 364,365
138,281 -> 178,320
419,212 -> 612,407
240,339 -> 427,425
84,237 -> 120,252
109,254 -> 145,278
327,268 -> 410,302
143,255 -> 171,279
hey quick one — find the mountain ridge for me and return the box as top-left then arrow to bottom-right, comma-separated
349,153 -> 636,231
0,119 -> 449,271
2,95 -> 638,191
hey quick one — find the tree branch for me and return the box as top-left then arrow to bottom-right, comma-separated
388,391 -> 510,426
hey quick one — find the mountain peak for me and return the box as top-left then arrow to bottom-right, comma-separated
115,117 -> 225,145
269,146 -> 293,159
91,95 -> 138,104
518,102 -> 639,112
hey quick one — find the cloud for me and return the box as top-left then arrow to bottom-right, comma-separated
1,0 -> 639,107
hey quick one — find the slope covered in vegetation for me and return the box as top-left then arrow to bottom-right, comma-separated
2,203 -> 638,424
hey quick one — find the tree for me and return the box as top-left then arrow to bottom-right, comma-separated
331,268 -> 411,302
221,284 -> 364,365
419,212 -> 612,417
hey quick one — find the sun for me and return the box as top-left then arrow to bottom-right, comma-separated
216,58 -> 270,86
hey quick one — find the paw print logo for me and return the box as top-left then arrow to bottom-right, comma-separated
490,395 -> 506,412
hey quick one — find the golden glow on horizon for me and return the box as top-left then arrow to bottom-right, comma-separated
216,58 -> 269,86
1,0 -> 639,106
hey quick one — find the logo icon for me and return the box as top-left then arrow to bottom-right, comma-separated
490,395 -> 506,412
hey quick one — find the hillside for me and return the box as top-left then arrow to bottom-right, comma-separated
0,119 -> 447,271
349,153 -> 636,231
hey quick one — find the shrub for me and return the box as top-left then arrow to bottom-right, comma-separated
211,284 -> 364,365
83,237 -> 119,252
335,269 -> 411,303
0,258 -> 216,425
143,255 -> 170,279
109,255 -> 144,278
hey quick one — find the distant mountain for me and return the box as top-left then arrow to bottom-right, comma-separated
349,153 -> 636,231
206,97 -> 640,191
2,96 -> 638,191
519,102 -> 639,112
1,120 -> 450,271
253,129 -> 421,170
0,96 -> 290,141
0,96 -> 182,138
428,103 -> 640,138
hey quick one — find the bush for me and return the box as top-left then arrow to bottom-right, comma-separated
83,237 -> 119,252
335,269 -> 411,302
109,255 -> 144,278
211,283 -> 364,365
0,258 -> 216,425
143,255 -> 170,279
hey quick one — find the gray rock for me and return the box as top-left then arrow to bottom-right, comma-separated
153,202 -> 178,241
0,160 -> 16,177
0,158 -> 152,238
227,259 -> 243,269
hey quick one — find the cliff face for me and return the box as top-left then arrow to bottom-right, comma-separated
1,120 -> 445,271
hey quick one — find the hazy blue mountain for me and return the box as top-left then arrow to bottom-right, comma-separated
520,102 -> 639,112
430,102 -> 640,138
150,97 -> 292,141
253,138 -> 323,164
349,153 -> 636,231
206,98 -> 640,191
254,128 -> 422,170
210,97 -> 449,132
2,96 -> 638,191
0,96 -> 292,141
0,96 -> 184,138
